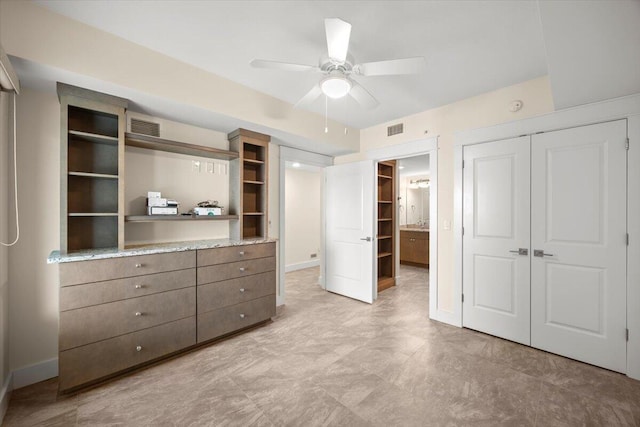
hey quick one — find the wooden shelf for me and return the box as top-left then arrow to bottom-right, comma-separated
378,235 -> 393,239
244,158 -> 264,165
125,215 -> 239,222
378,218 -> 392,221
69,130 -> 118,144
243,180 -> 265,185
68,213 -> 118,217
243,212 -> 265,216
125,132 -> 239,160
378,174 -> 393,179
69,171 -> 119,179
378,200 -> 393,204
378,252 -> 393,258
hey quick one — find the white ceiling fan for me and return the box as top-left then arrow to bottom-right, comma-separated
250,18 -> 425,110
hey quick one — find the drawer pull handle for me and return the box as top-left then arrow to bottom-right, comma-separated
135,263 -> 142,268
239,288 -> 245,293
135,284 -> 144,289
136,345 -> 143,352
239,251 -> 245,256
135,311 -> 143,317
239,267 -> 246,272
239,313 -> 246,319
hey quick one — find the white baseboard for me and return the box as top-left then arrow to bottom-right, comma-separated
285,259 -> 320,273
0,372 -> 12,424
11,358 -> 58,389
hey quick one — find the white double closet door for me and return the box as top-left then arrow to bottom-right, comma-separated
463,120 -> 628,373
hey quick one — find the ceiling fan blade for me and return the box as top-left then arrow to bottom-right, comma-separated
349,82 -> 379,110
325,18 -> 351,63
294,85 -> 323,108
355,57 -> 426,76
250,59 -> 318,72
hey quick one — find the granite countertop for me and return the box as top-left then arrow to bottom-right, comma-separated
47,237 -> 277,264
400,226 -> 430,232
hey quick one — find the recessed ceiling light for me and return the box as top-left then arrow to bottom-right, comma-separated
398,166 -> 405,170
292,162 -> 301,168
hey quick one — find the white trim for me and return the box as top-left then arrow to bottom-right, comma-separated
285,259 -> 320,273
627,115 -> 640,380
0,372 -> 12,424
366,138 -> 439,320
278,146 -> 333,306
453,93 -> 640,380
11,357 -> 58,389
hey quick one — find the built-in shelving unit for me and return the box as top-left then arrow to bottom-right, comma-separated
125,132 -> 239,160
59,83 -> 128,253
377,160 -> 396,292
228,129 -> 270,239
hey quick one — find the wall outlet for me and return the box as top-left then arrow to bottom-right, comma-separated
192,160 -> 201,172
206,162 -> 214,174
443,220 -> 451,230
218,163 -> 227,175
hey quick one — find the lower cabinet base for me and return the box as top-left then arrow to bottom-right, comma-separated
400,260 -> 429,268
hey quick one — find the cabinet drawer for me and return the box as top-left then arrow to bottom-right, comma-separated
60,287 -> 195,350
59,316 -> 195,391
61,268 -> 196,311
60,251 -> 196,286
197,294 -> 275,343
198,271 -> 276,314
197,257 -> 275,285
197,242 -> 275,267
400,230 -> 429,241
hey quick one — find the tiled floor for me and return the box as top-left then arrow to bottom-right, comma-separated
3,265 -> 640,426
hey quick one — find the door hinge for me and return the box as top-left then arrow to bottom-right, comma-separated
462,227 -> 465,236
461,293 -> 464,303
626,328 -> 629,342
626,138 -> 629,150
462,160 -> 465,169
627,233 -> 630,246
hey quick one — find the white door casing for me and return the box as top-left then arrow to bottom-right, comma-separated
325,160 -> 375,303
531,120 -> 628,373
462,136 -> 532,345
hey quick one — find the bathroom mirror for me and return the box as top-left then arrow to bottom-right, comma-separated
397,154 -> 430,229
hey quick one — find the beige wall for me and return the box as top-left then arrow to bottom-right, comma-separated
338,76 -> 555,313
284,168 -> 322,268
8,88 -> 60,371
1,90 -> 11,396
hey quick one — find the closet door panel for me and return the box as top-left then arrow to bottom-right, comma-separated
462,136 -> 531,345
531,120 -> 627,373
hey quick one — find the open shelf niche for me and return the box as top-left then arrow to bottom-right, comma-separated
377,160 -> 396,292
59,83 -> 128,253
228,129 -> 270,239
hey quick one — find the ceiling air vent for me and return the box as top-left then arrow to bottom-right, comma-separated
387,123 -> 403,137
131,118 -> 160,137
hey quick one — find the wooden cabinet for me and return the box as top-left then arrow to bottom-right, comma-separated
57,242 -> 276,392
377,161 -> 396,292
400,230 -> 429,267
196,242 -> 276,343
59,83 -> 128,253
228,129 -> 270,239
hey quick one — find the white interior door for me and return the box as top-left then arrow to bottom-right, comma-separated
325,160 -> 375,303
463,136 -> 531,345
531,120 -> 628,373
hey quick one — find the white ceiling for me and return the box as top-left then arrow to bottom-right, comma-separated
399,154 -> 430,178
34,0 -> 549,130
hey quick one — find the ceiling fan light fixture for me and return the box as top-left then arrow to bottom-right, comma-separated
320,75 -> 351,99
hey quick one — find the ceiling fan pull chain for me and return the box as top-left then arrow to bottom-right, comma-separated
325,95 -> 329,133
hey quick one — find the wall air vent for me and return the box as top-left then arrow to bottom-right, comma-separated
131,118 -> 160,137
387,123 -> 403,137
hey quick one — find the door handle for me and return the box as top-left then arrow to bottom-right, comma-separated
533,249 -> 554,257
360,237 -> 372,242
509,248 -> 528,256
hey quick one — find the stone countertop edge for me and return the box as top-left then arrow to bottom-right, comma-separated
47,238 -> 278,264
399,227 -> 430,232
